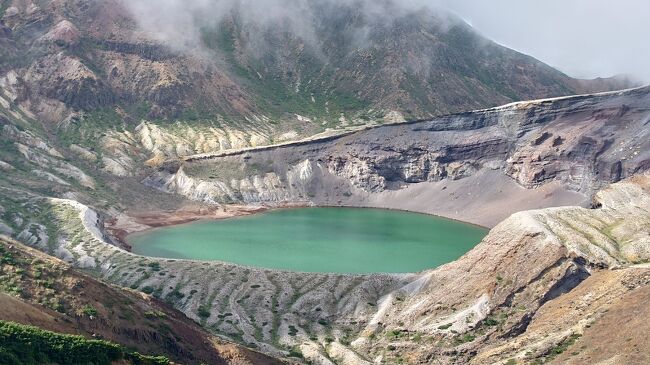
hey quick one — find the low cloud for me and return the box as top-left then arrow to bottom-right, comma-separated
121,0 -> 449,50
121,0 -> 648,82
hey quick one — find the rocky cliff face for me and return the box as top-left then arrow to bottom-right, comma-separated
148,87 -> 650,226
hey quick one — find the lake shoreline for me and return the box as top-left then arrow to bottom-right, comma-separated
104,203 -> 308,249
106,203 -> 490,252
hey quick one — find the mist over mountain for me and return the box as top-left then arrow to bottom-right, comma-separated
122,0 -> 453,52
123,0 -> 649,84
0,0 -> 634,126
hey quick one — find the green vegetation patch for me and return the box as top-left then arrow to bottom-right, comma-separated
144,311 -> 168,320
287,346 -> 303,358
547,333 -> 582,359
80,304 -> 98,317
0,320 -> 169,365
197,305 -> 211,318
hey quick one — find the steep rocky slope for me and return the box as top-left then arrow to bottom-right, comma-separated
355,173 -> 650,364
0,236 -> 284,365
149,86 -> 650,226
0,0 -> 635,132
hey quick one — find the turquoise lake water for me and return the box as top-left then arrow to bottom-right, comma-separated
128,208 -> 488,273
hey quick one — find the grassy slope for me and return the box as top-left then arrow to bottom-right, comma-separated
0,236 -> 284,365
0,320 -> 168,365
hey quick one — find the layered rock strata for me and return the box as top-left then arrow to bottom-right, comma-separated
148,87 -> 650,226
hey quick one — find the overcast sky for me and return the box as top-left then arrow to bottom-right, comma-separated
441,0 -> 649,82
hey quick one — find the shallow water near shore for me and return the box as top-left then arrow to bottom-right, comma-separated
128,207 -> 488,273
